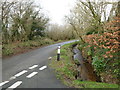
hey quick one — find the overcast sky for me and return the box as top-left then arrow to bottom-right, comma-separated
34,0 -> 118,25
7,0 -> 76,25
7,0 -> 118,25
35,0 -> 76,25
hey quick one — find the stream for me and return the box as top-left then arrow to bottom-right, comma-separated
72,45 -> 101,82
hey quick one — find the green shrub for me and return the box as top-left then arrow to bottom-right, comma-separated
86,29 -> 99,35
87,48 -> 92,56
92,56 -> 106,74
74,59 -> 80,65
3,47 -> 14,56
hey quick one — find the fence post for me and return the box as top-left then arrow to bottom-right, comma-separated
57,45 -> 61,61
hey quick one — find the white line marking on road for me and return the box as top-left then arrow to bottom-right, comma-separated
9,76 -> 16,80
14,70 -> 28,77
39,65 -> 47,70
0,81 -> 9,87
29,65 -> 38,69
26,72 -> 38,78
8,81 -> 22,89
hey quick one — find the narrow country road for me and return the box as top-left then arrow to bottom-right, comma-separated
1,40 -> 78,89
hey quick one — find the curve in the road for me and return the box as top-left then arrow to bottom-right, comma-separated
2,40 -> 78,88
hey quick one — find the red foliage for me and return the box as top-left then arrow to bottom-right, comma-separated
85,15 -> 120,59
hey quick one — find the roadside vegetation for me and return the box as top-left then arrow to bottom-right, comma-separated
1,0 -> 120,88
2,37 -> 54,57
46,24 -> 77,41
64,0 -> 120,85
79,16 -> 120,84
51,0 -> 119,88
1,0 -> 77,58
49,43 -> 119,88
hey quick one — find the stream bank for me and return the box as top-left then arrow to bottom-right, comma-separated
72,44 -> 101,82
49,42 -> 118,88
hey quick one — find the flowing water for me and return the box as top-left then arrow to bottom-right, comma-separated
73,46 -> 101,82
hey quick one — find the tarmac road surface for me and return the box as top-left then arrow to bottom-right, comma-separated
1,40 -> 78,89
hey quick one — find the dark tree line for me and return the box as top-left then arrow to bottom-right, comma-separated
1,0 -> 49,44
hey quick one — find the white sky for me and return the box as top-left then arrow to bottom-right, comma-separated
7,0 -> 119,25
35,0 -> 76,25
7,0 -> 76,25
34,0 -> 118,25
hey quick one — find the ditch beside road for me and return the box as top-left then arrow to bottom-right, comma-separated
49,42 -> 119,88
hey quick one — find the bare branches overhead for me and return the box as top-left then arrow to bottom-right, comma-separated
65,0 -> 118,42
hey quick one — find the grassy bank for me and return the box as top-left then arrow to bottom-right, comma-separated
49,42 -> 119,88
2,38 -> 66,58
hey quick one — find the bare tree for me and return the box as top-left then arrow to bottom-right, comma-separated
65,0 -> 118,42
1,0 -> 49,43
1,1 -> 15,43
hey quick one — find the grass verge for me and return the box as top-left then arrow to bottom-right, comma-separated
49,42 -> 119,88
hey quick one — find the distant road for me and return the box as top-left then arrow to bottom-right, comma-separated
1,40 -> 78,89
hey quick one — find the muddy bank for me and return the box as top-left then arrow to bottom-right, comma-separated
72,45 -> 101,82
